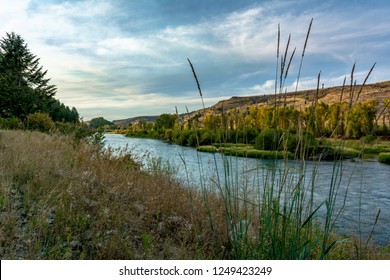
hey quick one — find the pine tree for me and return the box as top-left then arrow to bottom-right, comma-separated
0,32 -> 56,118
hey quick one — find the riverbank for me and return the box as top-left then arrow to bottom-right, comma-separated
123,129 -> 390,162
194,139 -> 390,162
1,130 -> 389,259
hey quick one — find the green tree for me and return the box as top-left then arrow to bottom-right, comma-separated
0,32 -> 56,118
327,102 -> 348,136
156,113 -> 177,130
346,100 -> 377,138
202,113 -> 222,131
90,117 -> 114,129
315,102 -> 329,136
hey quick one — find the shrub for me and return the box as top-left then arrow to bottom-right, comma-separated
187,130 -> 198,146
0,116 -> 22,129
199,129 -> 213,145
164,129 -> 174,142
254,128 -> 281,151
361,135 -> 376,145
25,112 -> 55,132
378,153 -> 390,164
242,127 -> 258,144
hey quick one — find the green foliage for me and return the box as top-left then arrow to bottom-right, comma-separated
156,114 -> 177,130
0,32 -> 78,122
0,32 -> 55,118
378,153 -> 390,164
26,112 -> 55,132
87,129 -> 106,147
196,145 -> 218,153
49,100 -> 79,123
254,128 -> 281,151
0,116 -> 21,129
362,135 -> 376,145
202,113 -> 222,130
55,121 -> 94,141
346,101 -> 378,139
89,117 -> 114,129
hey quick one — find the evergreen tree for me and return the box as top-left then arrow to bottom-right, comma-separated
0,32 -> 56,118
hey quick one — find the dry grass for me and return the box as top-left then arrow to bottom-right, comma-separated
0,130 -> 226,259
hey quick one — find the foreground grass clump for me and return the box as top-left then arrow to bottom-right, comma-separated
0,130 -> 389,259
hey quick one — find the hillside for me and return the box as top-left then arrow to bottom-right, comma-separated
112,81 -> 390,127
183,80 -> 390,124
112,115 -> 158,127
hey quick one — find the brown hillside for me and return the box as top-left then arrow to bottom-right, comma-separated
183,80 -> 390,125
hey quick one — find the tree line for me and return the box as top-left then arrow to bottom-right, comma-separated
125,97 -> 390,148
0,32 -> 79,128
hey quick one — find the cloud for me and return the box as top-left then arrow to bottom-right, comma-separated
1,0 -> 389,120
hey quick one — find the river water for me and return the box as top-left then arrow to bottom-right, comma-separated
104,134 -> 390,245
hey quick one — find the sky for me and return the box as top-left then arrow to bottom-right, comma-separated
1,0 -> 390,121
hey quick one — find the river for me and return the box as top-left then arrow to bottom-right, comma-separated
104,133 -> 390,245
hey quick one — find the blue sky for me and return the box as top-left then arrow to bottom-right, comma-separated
1,0 -> 389,120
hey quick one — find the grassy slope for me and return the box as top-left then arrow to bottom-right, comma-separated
1,130 -> 389,259
0,130 -> 222,259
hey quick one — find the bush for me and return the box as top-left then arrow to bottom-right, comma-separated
87,128 -> 106,147
0,116 -> 22,129
254,128 -> 281,151
164,129 -> 174,142
378,153 -> 390,164
25,112 -> 55,132
242,128 -> 259,144
361,135 -> 376,145
199,129 -> 213,145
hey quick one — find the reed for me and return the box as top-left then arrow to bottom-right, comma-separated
184,18 -> 389,260
294,18 -> 313,93
274,24 -> 280,107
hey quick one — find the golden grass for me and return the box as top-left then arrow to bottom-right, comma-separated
0,130 -> 226,259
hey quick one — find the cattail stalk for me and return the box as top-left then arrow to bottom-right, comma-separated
356,62 -> 376,102
279,34 -> 291,94
349,62 -> 356,110
275,24 -> 280,107
187,58 -> 206,112
340,76 -> 346,103
295,18 -> 313,93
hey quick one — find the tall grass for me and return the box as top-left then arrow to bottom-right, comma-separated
0,130 -> 228,259
185,20 -> 386,260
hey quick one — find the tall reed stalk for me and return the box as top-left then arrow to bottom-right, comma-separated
184,18 -> 382,259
